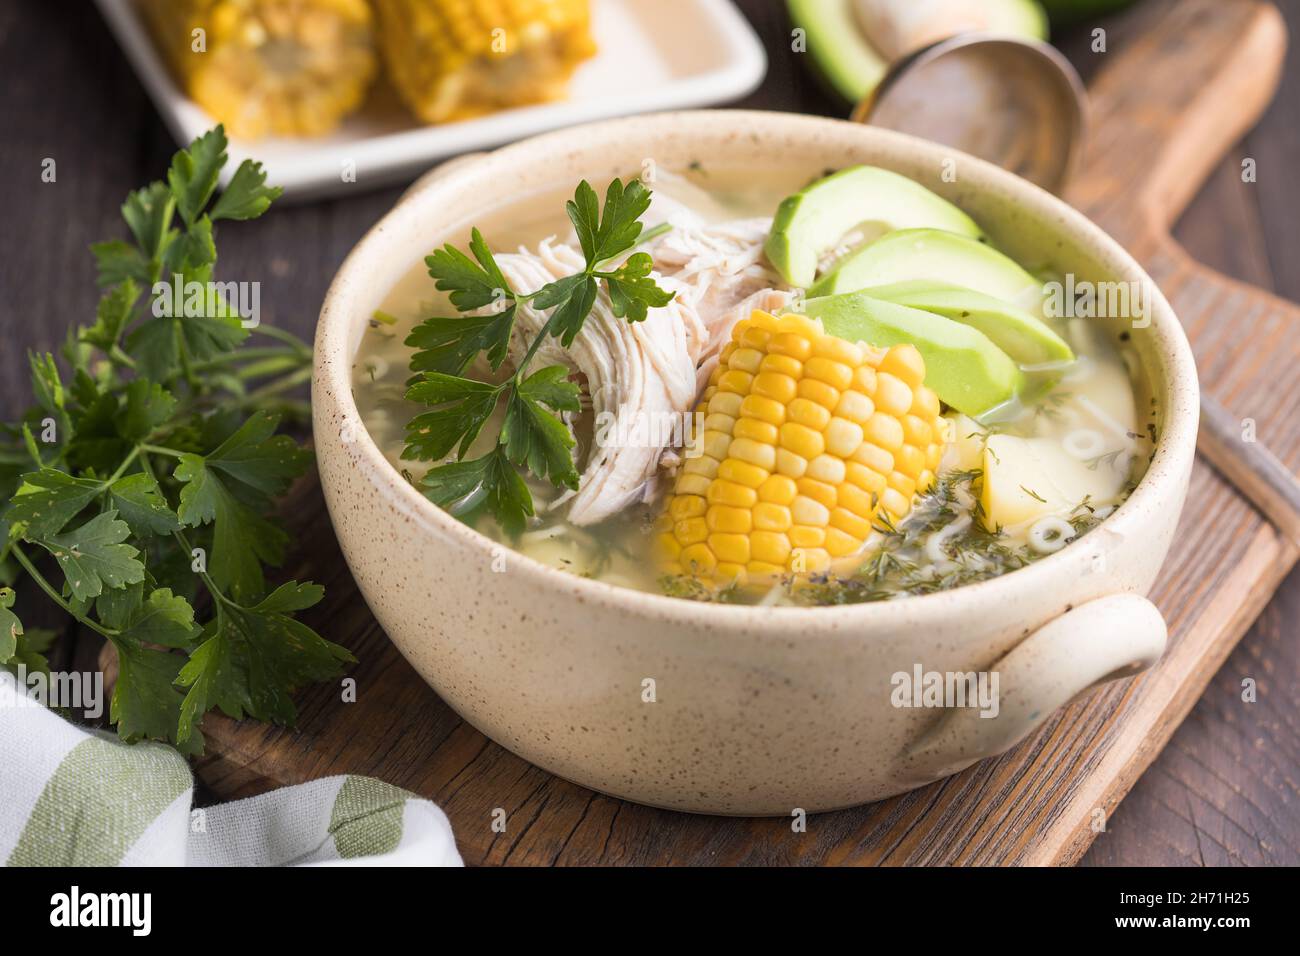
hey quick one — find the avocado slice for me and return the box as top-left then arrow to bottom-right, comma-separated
766,167 -> 983,288
788,0 -> 1049,102
802,292 -> 1024,417
856,0 -> 1048,60
861,280 -> 1074,366
809,228 -> 1041,302
787,0 -> 888,103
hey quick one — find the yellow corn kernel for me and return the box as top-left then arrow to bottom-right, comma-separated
729,437 -> 777,471
661,312 -> 947,584
740,325 -> 772,350
669,495 -> 706,521
674,517 -> 708,546
753,372 -> 798,404
880,343 -> 926,387
707,506 -> 753,534
792,495 -> 831,526
825,527 -> 862,558
830,507 -> 872,540
789,527 -> 826,549
753,502 -> 793,531
709,391 -> 744,418
775,448 -> 808,478
741,394 -> 786,426
894,443 -> 926,479
865,413 -> 905,451
728,347 -> 764,374
779,422 -> 825,460
718,369 -> 754,394
806,454 -> 846,485
804,357 -> 854,391
825,417 -> 865,458
874,372 -> 915,417
835,390 -> 875,424
707,480 -> 757,509
750,531 -> 792,566
734,418 -> 778,444
760,353 -> 803,378
718,458 -> 769,489
681,455 -> 719,479
759,474 -> 798,505
796,478 -> 837,510
708,533 -> 751,565
680,544 -> 717,574
787,397 -> 832,431
797,377 -> 841,409
912,385 -> 941,420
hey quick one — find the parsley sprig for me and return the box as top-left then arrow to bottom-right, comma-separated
0,127 -> 352,753
403,178 -> 674,534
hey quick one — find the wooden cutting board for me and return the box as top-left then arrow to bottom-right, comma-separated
184,0 -> 1299,865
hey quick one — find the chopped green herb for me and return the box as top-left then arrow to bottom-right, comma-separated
0,126 -> 350,753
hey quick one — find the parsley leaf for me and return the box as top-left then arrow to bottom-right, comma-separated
406,307 -> 516,376
403,374 -> 501,461
426,228 -> 516,312
81,280 -> 141,352
603,252 -> 676,322
175,585 -> 352,744
421,446 -> 533,536
6,469 -> 104,538
109,473 -> 181,537
168,126 -> 227,227
568,178 -> 654,266
34,510 -> 146,602
0,586 -> 21,664
532,273 -> 598,347
211,159 -> 283,222
501,366 -> 581,490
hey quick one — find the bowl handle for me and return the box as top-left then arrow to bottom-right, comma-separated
900,594 -> 1167,785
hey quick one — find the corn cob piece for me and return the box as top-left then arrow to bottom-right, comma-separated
658,311 -> 946,583
372,0 -> 597,123
142,0 -> 377,139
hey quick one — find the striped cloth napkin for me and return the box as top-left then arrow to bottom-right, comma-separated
0,671 -> 462,866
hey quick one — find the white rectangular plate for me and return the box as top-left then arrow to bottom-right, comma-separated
94,0 -> 767,199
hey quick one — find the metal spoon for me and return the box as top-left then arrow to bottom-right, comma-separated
852,33 -> 1086,196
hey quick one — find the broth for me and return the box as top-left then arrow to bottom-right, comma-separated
352,166 -> 1155,605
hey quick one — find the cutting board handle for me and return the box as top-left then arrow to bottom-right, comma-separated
1069,0 -> 1288,244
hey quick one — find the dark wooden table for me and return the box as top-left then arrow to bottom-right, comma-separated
1,0 -> 1296,865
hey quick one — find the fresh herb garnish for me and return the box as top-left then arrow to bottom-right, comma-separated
402,178 -> 674,534
0,126 -> 352,753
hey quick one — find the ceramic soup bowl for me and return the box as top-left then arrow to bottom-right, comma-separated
313,111 -> 1198,815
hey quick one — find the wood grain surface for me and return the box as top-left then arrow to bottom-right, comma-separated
1,0 -> 1297,865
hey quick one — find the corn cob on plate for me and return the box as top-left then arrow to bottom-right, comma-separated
373,0 -> 598,124
141,0 -> 378,140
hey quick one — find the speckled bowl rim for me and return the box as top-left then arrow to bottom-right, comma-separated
314,109 -> 1199,631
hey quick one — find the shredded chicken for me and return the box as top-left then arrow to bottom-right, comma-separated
494,213 -> 791,526
495,241 -> 702,525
